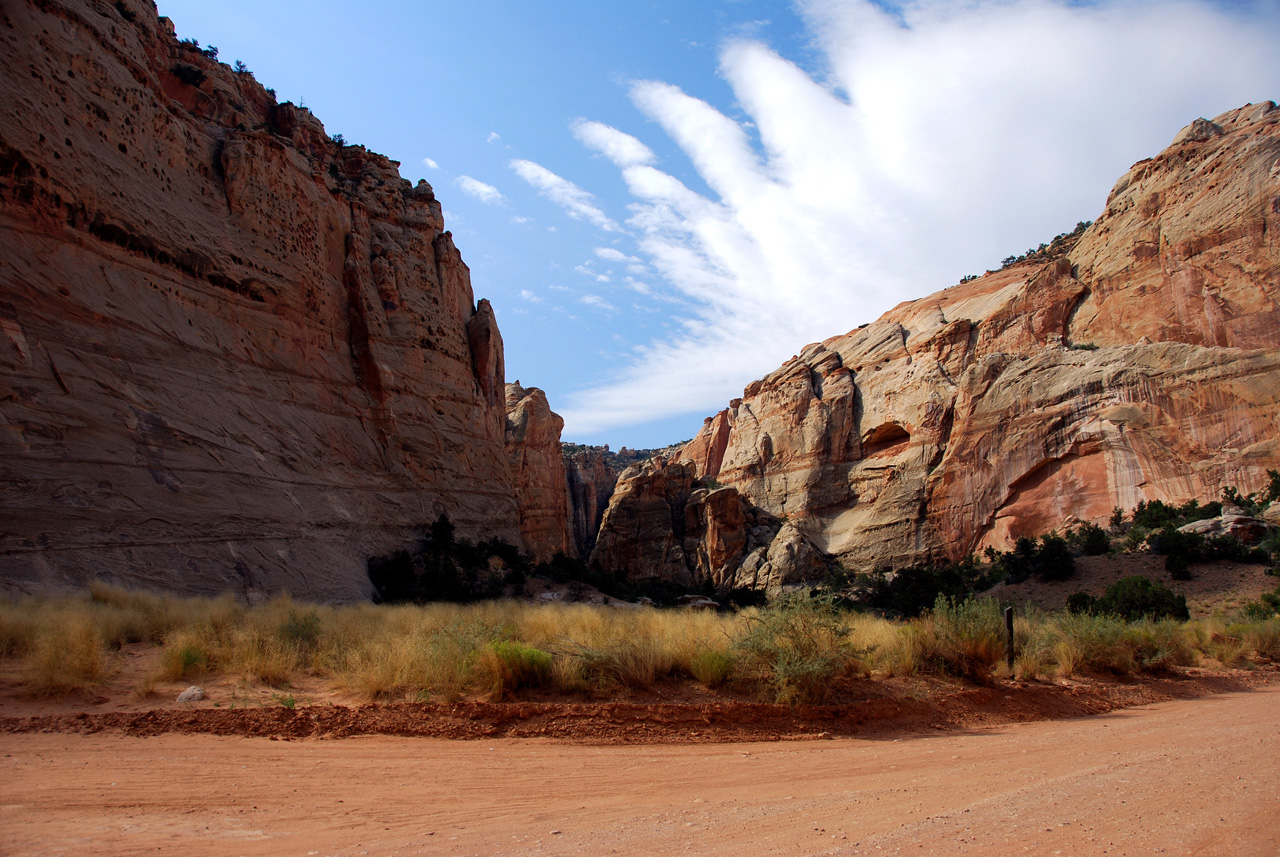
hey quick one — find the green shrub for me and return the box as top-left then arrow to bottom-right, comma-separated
735,595 -> 861,705
994,534 -> 1076,583
478,641 -> 553,699
1066,591 -> 1095,614
859,555 -> 997,617
1092,576 -> 1190,622
278,609 -> 321,652
1240,584 -> 1280,622
1147,526 -> 1204,579
1068,522 -> 1112,556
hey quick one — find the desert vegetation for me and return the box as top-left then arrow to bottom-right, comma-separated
3,580 -> 1277,708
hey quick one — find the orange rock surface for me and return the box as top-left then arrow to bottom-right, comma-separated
681,103 -> 1280,572
505,383 -> 572,561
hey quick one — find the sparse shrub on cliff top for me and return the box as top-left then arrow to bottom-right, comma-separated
170,64 -> 206,88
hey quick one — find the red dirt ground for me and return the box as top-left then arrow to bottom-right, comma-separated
2,677 -> 1277,856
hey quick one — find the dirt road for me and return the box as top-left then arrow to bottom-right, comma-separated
3,685 -> 1278,856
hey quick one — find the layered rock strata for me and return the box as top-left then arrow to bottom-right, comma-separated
678,102 -> 1280,573
0,0 -> 525,599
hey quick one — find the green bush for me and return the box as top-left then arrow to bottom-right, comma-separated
735,595 -> 861,705
994,534 -> 1075,583
859,555 -> 999,617
1147,526 -> 1205,579
278,609 -> 321,651
479,641 -> 553,699
1240,584 -> 1280,621
1068,522 -> 1112,556
1091,576 -> 1189,622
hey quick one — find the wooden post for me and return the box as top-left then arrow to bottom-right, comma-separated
1004,606 -> 1015,671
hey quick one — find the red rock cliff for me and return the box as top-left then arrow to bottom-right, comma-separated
0,0 -> 525,599
680,102 -> 1280,573
504,382 -> 572,561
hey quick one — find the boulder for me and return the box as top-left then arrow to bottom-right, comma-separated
176,686 -> 205,704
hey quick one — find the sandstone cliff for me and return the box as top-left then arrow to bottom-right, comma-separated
0,0 -> 525,599
505,383 -> 572,561
676,102 -> 1280,576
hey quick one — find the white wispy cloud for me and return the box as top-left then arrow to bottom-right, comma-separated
454,175 -> 506,205
574,264 -> 612,283
422,157 -> 439,170
557,0 -> 1280,436
572,119 -> 656,167
486,131 -> 501,144
595,247 -> 643,264
519,289 -> 542,303
509,159 -> 620,231
581,294 -> 616,311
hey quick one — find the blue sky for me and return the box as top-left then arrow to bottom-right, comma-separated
157,0 -> 1280,449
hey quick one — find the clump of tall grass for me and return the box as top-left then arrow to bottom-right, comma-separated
24,612 -> 110,695
477,641 -> 554,699
914,596 -> 1006,681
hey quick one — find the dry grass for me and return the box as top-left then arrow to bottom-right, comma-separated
3,585 -> 1278,701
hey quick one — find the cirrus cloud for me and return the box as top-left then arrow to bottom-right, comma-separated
556,0 -> 1280,437
509,159 -> 620,231
454,175 -> 506,205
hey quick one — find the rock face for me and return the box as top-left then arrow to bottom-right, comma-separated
680,102 -> 1280,572
504,383 -> 572,561
588,456 -> 824,593
564,448 -> 619,559
0,0 -> 529,599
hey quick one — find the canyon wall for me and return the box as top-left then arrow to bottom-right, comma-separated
0,0 -> 526,599
672,102 -> 1280,577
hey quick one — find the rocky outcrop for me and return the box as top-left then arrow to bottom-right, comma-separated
505,383 -> 572,561
589,458 -> 699,584
1178,507 -> 1270,544
0,0 -> 527,599
564,448 -> 619,559
588,457 -> 826,593
680,102 -> 1280,572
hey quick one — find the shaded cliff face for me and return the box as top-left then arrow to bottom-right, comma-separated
0,0 -> 521,599
564,448 -> 618,560
504,383 -> 571,561
680,102 -> 1280,572
588,456 -> 825,594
